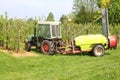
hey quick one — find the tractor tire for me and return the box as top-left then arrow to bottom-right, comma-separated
93,45 -> 105,57
25,42 -> 31,52
41,40 -> 54,55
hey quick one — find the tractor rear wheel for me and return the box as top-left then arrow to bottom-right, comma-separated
25,42 -> 31,52
41,40 -> 54,55
93,45 -> 105,57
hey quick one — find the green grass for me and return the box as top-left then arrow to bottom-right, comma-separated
0,46 -> 120,80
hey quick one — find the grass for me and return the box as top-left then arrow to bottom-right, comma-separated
0,46 -> 120,80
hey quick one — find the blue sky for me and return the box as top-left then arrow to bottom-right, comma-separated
0,0 -> 73,21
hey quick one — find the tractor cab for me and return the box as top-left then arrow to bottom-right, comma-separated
37,21 -> 61,39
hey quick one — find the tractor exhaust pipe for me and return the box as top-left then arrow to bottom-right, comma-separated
34,23 -> 37,37
34,27 -> 36,37
102,8 -> 109,38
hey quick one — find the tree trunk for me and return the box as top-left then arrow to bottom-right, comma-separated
17,27 -> 20,53
6,24 -> 8,49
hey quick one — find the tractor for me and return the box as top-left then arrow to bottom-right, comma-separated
25,21 -> 65,55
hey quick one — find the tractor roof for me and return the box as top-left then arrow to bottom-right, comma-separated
38,21 -> 61,25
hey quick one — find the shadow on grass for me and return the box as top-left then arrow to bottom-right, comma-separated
30,48 -> 43,55
63,52 -> 91,56
33,49 -> 93,57
104,52 -> 111,55
30,48 -> 111,57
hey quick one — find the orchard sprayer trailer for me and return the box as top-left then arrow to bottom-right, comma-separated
25,20 -> 117,57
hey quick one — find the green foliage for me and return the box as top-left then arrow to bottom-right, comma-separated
46,12 -> 54,21
108,0 -> 120,24
0,13 -> 36,51
97,0 -> 110,8
73,0 -> 98,24
59,15 -> 68,23
74,6 -> 96,23
96,0 -> 120,24
61,22 -> 120,43
62,23 -> 102,42
0,46 -> 120,80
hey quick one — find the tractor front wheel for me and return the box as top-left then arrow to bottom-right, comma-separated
93,45 -> 105,57
41,40 -> 54,55
25,42 -> 31,52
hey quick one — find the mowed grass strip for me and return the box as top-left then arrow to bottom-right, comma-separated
0,46 -> 120,80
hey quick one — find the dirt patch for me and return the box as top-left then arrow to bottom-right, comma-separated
12,52 -> 39,57
0,49 -> 39,57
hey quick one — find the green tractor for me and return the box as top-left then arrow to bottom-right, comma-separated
25,21 -> 65,55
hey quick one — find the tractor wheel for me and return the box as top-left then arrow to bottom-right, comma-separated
41,40 -> 54,55
25,42 -> 31,52
93,45 -> 105,57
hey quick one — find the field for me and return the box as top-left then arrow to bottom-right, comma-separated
0,45 -> 120,80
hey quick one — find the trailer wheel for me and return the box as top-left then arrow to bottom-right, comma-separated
25,42 -> 31,52
41,40 -> 54,55
93,45 -> 105,57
